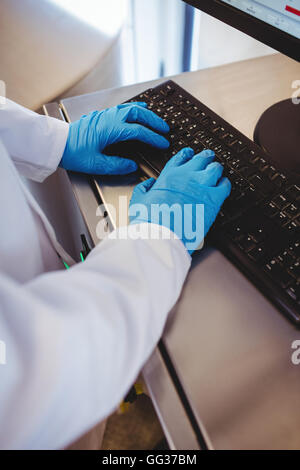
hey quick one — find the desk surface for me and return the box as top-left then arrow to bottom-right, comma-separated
46,54 -> 300,450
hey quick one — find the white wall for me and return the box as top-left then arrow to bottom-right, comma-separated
192,11 -> 275,70
130,0 -> 185,82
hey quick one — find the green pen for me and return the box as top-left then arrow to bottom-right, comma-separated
63,234 -> 91,270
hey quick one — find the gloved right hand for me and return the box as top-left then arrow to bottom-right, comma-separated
129,148 -> 231,254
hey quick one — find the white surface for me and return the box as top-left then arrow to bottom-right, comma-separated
0,100 -> 191,449
50,0 -> 127,36
0,0 -> 119,109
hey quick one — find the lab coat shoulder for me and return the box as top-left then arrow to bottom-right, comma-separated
0,99 -> 69,182
0,224 -> 191,449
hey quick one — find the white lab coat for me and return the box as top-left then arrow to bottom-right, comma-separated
0,99 -> 191,450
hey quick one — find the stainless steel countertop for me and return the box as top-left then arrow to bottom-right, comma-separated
45,53 -> 300,450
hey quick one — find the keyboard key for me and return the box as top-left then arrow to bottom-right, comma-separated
166,84 -> 175,94
246,215 -> 274,243
219,150 -> 232,162
211,124 -> 221,133
285,203 -> 299,218
215,210 -> 229,226
207,119 -> 219,131
286,282 -> 300,302
235,141 -> 248,154
273,194 -> 289,210
272,211 -> 289,227
228,139 -> 239,149
263,202 -> 278,218
248,151 -> 260,165
284,220 -> 300,237
248,226 -> 268,244
238,236 -> 256,253
201,116 -> 212,127
286,185 -> 300,202
234,178 -> 250,191
288,241 -> 300,258
263,175 -> 278,193
273,173 -> 288,189
211,143 -> 223,154
228,158 -> 242,170
189,105 -> 200,116
248,245 -> 267,262
249,175 -> 269,194
226,223 -> 245,242
213,126 -> 226,138
239,166 -> 256,178
187,123 -> 198,134
289,262 -> 300,280
265,260 -> 293,288
265,166 -> 279,181
277,250 -> 295,267
258,158 -> 269,172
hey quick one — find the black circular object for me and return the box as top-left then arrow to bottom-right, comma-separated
254,99 -> 300,175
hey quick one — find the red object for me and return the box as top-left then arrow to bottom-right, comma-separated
285,5 -> 300,16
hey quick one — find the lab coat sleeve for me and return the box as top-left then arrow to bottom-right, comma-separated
0,224 -> 191,450
0,99 -> 69,182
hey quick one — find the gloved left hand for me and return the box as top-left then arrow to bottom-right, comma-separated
60,102 -> 170,175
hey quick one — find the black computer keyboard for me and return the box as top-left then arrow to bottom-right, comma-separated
109,80 -> 300,325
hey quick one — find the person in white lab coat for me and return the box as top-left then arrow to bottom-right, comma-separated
0,98 -> 230,450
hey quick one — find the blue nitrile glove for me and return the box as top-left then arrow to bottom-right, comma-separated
60,102 -> 170,175
129,148 -> 231,254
